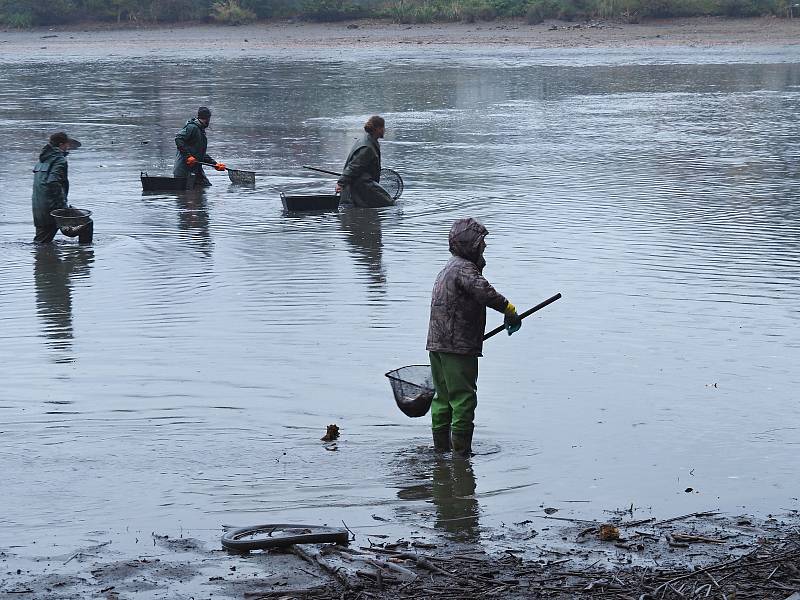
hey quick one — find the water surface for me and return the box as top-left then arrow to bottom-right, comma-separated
1,47 -> 799,556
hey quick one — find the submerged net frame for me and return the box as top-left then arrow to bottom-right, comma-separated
379,168 -> 403,201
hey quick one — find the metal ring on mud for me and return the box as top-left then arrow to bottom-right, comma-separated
221,524 -> 349,552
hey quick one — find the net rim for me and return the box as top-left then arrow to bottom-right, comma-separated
384,363 -> 431,382
379,167 -> 403,200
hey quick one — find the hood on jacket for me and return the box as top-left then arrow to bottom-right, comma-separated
188,117 -> 207,129
38,143 -> 64,163
448,217 -> 488,265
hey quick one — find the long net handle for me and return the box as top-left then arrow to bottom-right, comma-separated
197,160 -> 253,173
483,293 -> 562,341
198,160 -> 225,170
303,165 -> 342,177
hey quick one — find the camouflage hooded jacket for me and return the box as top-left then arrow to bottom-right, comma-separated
426,218 -> 510,357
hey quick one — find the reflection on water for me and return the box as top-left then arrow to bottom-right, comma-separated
339,207 -> 386,292
175,190 -> 212,258
33,244 -> 94,363
1,49 -> 800,556
396,453 -> 479,543
432,458 -> 479,543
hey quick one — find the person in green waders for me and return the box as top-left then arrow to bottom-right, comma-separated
426,218 -> 521,458
173,106 -> 225,187
335,115 -> 394,208
32,132 -> 92,244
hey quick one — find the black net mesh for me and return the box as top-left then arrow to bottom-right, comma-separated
379,168 -> 404,201
228,168 -> 256,186
385,364 -> 434,418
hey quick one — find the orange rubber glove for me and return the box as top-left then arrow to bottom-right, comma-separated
214,162 -> 226,172
186,155 -> 198,166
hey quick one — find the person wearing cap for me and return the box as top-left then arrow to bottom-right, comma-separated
426,218 -> 521,458
173,106 -> 225,186
336,115 -> 394,208
32,132 -> 91,244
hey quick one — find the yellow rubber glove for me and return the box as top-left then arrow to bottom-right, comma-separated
504,302 -> 521,335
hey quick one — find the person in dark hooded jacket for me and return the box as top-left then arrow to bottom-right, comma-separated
32,132 -> 91,244
336,115 -> 394,208
173,106 -> 225,186
426,218 -> 521,457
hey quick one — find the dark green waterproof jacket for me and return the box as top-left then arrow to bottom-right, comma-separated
339,133 -> 381,185
338,133 -> 393,208
173,118 -> 215,178
32,144 -> 69,228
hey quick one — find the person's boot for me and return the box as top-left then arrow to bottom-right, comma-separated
451,428 -> 473,459
432,427 -> 451,452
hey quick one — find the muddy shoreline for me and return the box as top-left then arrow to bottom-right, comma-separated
2,16 -> 800,59
3,509 -> 800,598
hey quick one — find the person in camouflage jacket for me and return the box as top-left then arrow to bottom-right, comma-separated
426,218 -> 521,457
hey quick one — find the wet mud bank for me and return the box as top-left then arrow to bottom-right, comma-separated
2,16 -> 800,60
3,510 -> 800,599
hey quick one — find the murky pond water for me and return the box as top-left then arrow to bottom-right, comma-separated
1,46 -> 799,558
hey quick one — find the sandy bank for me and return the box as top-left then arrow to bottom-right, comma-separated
1,16 -> 800,60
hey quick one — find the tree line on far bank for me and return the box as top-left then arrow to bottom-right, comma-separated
0,0 -> 794,28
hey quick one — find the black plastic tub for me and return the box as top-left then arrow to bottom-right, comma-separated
280,192 -> 340,212
141,172 -> 189,192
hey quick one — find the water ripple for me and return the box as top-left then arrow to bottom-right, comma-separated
1,52 -> 799,552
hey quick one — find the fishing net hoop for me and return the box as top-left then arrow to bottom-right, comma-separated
385,364 -> 434,418
221,524 -> 349,552
379,168 -> 403,201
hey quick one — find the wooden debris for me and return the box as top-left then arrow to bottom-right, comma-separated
671,533 -> 726,545
277,513 -> 800,599
320,424 -> 340,442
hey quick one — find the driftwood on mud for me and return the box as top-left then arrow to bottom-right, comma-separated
291,543 -> 363,591
62,540 -> 112,565
274,512 -> 800,599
